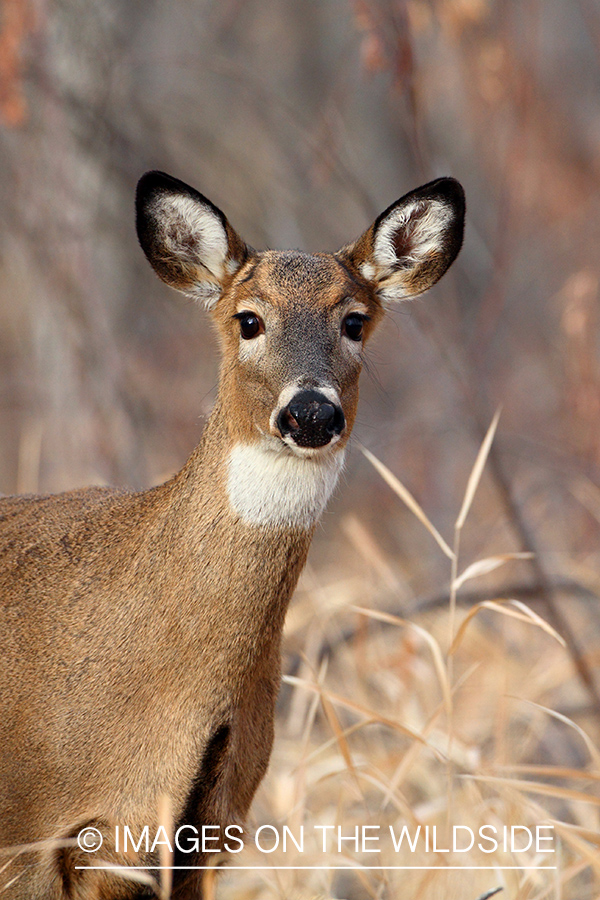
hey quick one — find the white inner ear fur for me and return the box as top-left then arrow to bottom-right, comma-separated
371,198 -> 452,277
152,193 -> 231,309
227,442 -> 345,529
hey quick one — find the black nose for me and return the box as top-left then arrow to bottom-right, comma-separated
276,390 -> 345,448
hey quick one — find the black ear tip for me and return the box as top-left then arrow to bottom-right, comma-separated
136,171 -> 178,210
427,177 -> 466,214
135,171 -> 229,235
374,177 -> 466,236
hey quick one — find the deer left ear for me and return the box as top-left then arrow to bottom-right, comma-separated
338,177 -> 465,303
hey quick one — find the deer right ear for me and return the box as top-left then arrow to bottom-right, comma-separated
338,177 -> 465,303
136,171 -> 251,309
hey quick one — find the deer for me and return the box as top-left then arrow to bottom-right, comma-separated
0,170 -> 465,899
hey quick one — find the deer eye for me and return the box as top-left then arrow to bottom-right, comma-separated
342,313 -> 367,342
234,312 -> 264,340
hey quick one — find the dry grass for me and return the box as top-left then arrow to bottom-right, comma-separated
213,425 -> 600,900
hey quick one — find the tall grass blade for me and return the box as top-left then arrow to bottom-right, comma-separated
352,606 -> 452,721
455,408 -> 501,531
515,698 -> 600,768
449,599 -> 566,655
359,445 -> 455,560
453,553 -> 533,591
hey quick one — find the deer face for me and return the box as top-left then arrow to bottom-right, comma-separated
136,171 -> 464,464
208,248 -> 383,458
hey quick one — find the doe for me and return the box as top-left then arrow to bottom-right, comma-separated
0,171 -> 464,898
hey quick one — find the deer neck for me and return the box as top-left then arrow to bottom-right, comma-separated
149,401 -> 345,670
173,396 -> 346,536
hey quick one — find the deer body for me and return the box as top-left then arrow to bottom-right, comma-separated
0,172 -> 464,898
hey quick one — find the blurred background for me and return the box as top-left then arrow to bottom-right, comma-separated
0,1 -> 599,898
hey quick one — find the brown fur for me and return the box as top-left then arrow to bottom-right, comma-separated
0,171 -> 464,898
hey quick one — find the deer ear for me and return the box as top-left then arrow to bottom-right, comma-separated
338,178 -> 465,303
136,171 -> 251,309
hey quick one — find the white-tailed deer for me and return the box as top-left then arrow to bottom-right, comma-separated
0,171 -> 464,898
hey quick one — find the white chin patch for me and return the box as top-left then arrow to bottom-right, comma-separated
227,442 -> 346,529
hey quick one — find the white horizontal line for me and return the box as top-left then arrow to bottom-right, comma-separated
76,865 -> 558,871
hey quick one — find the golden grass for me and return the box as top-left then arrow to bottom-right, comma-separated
215,422 -> 600,900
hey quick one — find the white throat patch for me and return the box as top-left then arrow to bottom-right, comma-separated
227,443 -> 346,529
